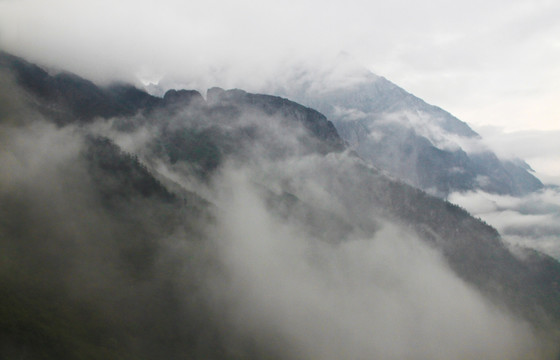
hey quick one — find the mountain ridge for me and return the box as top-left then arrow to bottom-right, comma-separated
1,51 -> 559,359
271,59 -> 544,197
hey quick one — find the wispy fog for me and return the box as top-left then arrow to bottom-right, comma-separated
1,0 -> 559,188
449,189 -> 560,260
1,0 -> 559,133
1,91 -> 556,358
476,126 -> 560,185
447,124 -> 560,260
205,165 -> 542,359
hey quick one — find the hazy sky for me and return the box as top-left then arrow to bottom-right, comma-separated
1,0 -> 559,175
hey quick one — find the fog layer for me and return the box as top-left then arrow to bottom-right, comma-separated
450,189 -> 560,260
0,73 -> 557,358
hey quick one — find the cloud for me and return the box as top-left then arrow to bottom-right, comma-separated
449,188 -> 560,259
0,0 -> 559,130
1,68 -> 557,358
371,110 -> 491,154
475,126 -> 560,185
203,164 -> 544,359
0,117 -> 229,358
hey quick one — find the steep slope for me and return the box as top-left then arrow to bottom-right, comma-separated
1,53 -> 559,359
274,55 -> 543,197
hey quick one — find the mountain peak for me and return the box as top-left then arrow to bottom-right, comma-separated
162,89 -> 204,107
1,51 -> 559,359
274,58 -> 542,197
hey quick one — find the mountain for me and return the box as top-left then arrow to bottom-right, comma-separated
1,52 -> 560,359
272,54 -> 544,197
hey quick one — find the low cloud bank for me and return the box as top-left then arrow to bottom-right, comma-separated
204,165 -> 544,359
449,189 -> 560,260
0,86 -> 557,358
476,126 -> 560,186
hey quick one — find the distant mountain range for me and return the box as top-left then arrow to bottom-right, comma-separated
1,51 -> 559,359
272,54 -> 543,197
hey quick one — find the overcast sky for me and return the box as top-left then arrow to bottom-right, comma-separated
1,0 -> 559,177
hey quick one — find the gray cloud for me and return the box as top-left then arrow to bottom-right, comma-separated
476,127 -> 560,185
0,0 -> 559,134
449,189 -> 560,260
2,29 -> 560,357
203,165 -> 544,359
2,82 -> 559,358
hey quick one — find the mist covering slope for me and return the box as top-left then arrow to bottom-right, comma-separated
1,52 -> 560,359
271,54 -> 544,197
